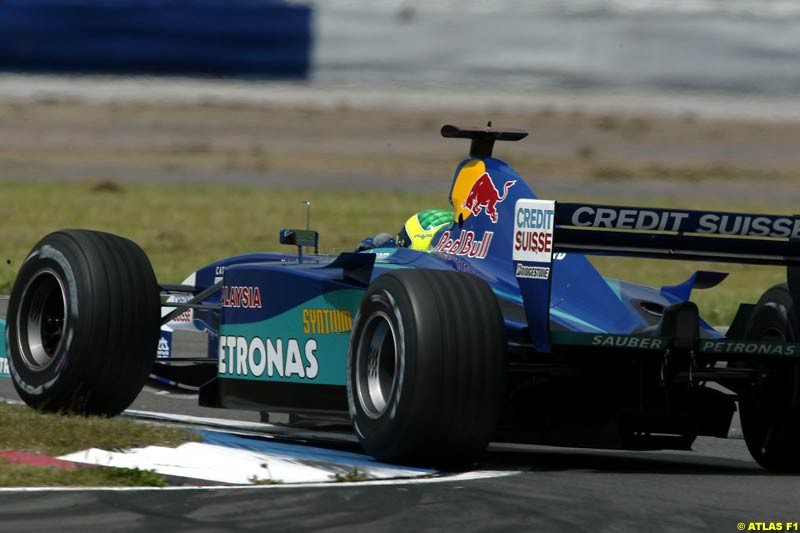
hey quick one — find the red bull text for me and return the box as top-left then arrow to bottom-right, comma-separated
434,230 -> 493,258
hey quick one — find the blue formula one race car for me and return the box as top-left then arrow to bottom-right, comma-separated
3,125 -> 800,472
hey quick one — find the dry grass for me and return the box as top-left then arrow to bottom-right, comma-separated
0,402 -> 197,457
0,179 -> 792,325
0,458 -> 167,487
0,402 -> 198,487
0,180 -> 451,294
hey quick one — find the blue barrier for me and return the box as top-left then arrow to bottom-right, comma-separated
0,0 -> 312,78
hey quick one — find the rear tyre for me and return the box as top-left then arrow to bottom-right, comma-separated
7,229 -> 160,416
739,283 -> 800,472
347,270 -> 506,465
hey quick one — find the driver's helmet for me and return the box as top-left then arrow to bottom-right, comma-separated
397,209 -> 454,251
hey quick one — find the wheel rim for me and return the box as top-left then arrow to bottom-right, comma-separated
760,326 -> 786,342
15,268 -> 68,372
355,311 -> 400,419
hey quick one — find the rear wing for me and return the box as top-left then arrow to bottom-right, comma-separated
555,203 -> 800,266
441,123 -> 527,159
514,200 -> 800,351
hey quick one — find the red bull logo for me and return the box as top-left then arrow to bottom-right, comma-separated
450,160 -> 516,225
462,172 -> 516,223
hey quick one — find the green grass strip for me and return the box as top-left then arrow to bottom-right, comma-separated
0,180 -> 788,325
0,402 -> 197,457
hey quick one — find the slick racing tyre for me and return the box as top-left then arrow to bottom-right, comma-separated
7,229 -> 160,416
739,283 -> 800,473
347,270 -> 506,465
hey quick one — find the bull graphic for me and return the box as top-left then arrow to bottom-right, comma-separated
462,173 -> 516,223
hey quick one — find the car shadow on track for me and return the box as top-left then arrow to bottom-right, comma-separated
477,443 -> 768,476
208,433 -> 770,478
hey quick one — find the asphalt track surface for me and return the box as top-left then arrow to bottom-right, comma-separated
0,417 -> 797,532
2,299 -> 800,531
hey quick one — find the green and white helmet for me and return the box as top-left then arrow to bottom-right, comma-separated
397,209 -> 454,251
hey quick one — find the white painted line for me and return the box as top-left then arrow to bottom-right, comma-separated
59,442 -> 428,485
0,470 -> 518,493
61,443 -> 326,485
124,409 -> 269,431
123,408 -> 358,444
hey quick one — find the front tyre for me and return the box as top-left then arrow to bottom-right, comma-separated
739,283 -> 800,472
347,270 -> 506,465
7,229 -> 160,416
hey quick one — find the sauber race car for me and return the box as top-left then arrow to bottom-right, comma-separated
3,124 -> 800,471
